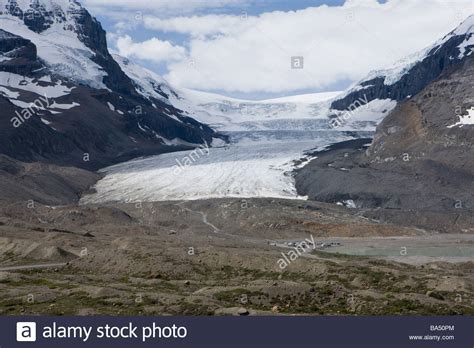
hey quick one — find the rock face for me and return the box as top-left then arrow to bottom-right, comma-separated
65,2 -> 137,94
331,16 -> 474,111
0,29 -> 41,74
0,0 -> 225,170
0,84 -> 220,170
3,0 -> 60,32
296,55 -> 474,214
368,57 -> 474,162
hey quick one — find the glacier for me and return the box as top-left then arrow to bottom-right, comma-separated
80,131 -> 370,204
81,54 -> 399,204
80,87 -> 382,204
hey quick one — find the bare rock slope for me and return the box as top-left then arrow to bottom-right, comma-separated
0,155 -> 99,205
296,56 -> 474,216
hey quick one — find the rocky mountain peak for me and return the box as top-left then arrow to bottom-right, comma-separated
1,0 -> 82,32
0,0 -> 107,54
0,0 -> 222,169
1,0 -> 133,92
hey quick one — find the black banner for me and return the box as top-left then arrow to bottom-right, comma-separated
2,316 -> 473,347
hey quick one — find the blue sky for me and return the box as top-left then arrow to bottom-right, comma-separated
94,0 -> 355,79
95,0 -> 355,58
85,0 -> 471,100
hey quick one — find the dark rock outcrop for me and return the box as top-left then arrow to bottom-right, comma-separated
2,0 -> 66,32
0,29 -> 42,74
69,5 -> 137,94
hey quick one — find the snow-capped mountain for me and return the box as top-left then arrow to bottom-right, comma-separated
114,54 -> 395,135
0,0 -> 122,90
332,14 -> 474,111
115,11 -> 474,139
0,0 -> 221,169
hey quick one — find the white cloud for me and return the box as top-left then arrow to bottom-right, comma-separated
164,0 -> 473,93
83,0 -> 249,14
143,14 -> 251,37
115,35 -> 186,63
108,0 -> 474,93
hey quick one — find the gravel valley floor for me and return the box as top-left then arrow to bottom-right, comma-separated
0,198 -> 472,316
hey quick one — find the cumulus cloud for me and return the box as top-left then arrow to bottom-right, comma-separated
83,0 -> 249,14
143,14 -> 252,38
108,0 -> 474,93
115,35 -> 186,63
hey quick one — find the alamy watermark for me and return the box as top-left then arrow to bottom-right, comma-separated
329,94 -> 369,129
291,56 -> 304,69
172,143 -> 211,175
10,94 -> 50,128
277,235 -> 316,270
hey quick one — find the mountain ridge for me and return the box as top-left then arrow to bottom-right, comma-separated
331,15 -> 474,111
0,0 -> 223,170
296,17 -> 474,213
